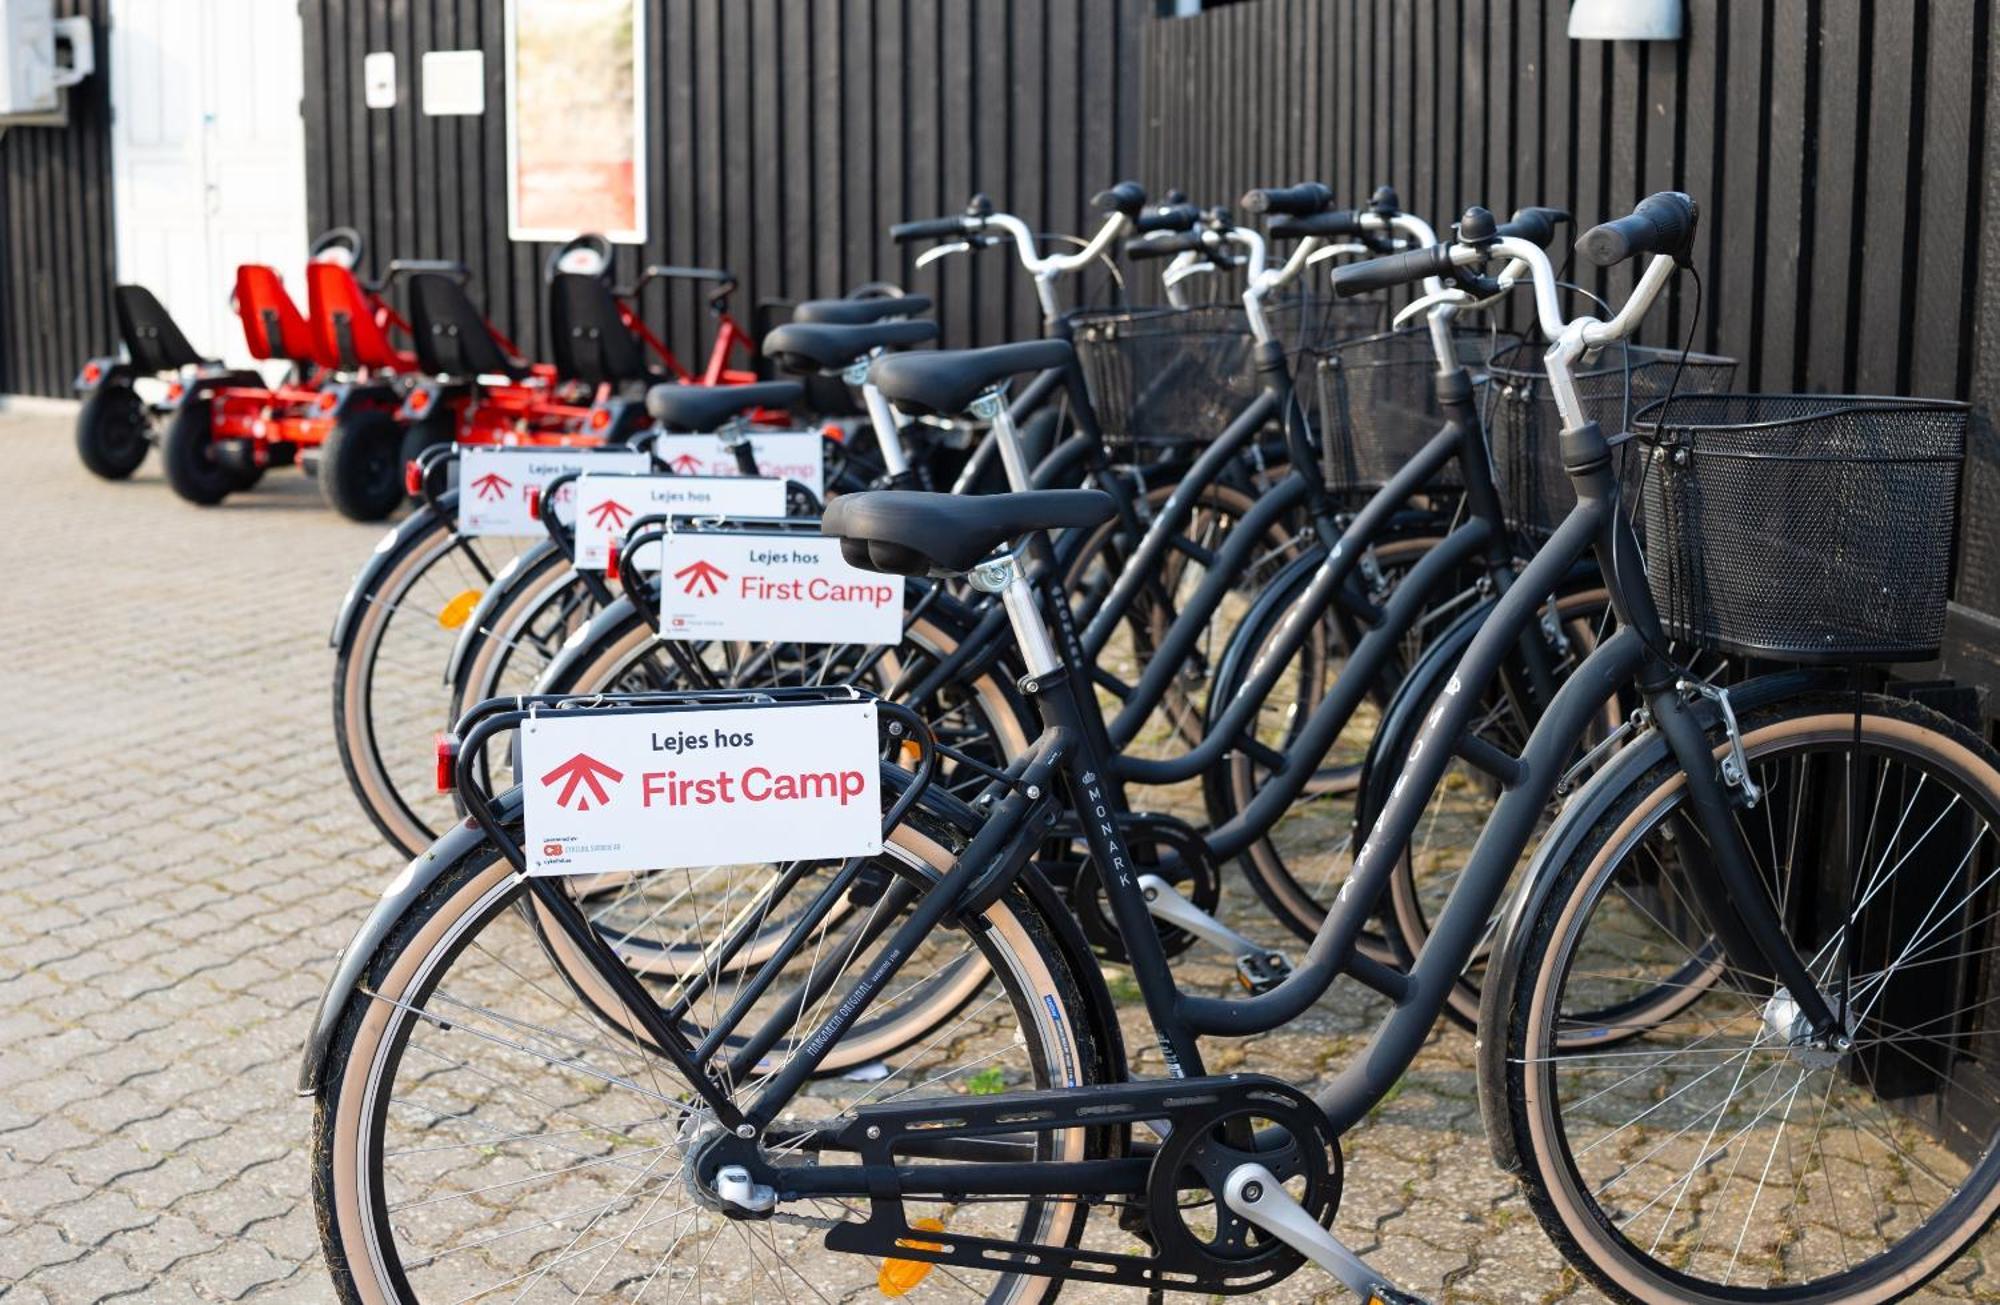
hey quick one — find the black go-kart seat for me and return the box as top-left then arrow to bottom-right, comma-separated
793,295 -> 934,326
409,273 -> 528,380
867,340 -> 1072,419
645,380 -> 802,431
823,488 -> 1116,576
550,271 -> 653,386
762,320 -> 938,375
114,284 -> 207,373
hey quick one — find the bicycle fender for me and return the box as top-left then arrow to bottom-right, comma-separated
442,540 -> 566,690
1474,665 -> 1838,1174
1200,545 -> 1329,735
329,490 -> 460,649
298,795 -> 513,1094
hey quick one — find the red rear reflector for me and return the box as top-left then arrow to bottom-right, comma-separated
527,486 -> 542,517
589,407 -> 612,431
410,388 -> 433,412
604,541 -> 621,583
404,460 -> 423,495
822,422 -> 845,444
435,733 -> 459,793
82,362 -> 103,384
166,382 -> 184,401
316,391 -> 339,412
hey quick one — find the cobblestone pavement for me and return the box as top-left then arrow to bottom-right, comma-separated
0,411 -> 1995,1303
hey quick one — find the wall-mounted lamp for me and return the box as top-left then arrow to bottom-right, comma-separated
1568,0 -> 1683,41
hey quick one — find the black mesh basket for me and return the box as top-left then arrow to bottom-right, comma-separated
1072,304 -> 1257,446
1486,342 -> 1737,536
1071,296 -> 1387,446
1634,394 -> 1968,664
1313,324 -> 1517,492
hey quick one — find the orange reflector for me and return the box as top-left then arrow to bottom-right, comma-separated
82,362 -> 103,384
822,422 -> 846,444
166,382 -> 184,401
316,391 -> 339,412
434,732 -> 459,793
877,1217 -> 946,1297
410,387 -> 433,412
588,407 -> 612,430
900,740 -> 922,767
437,588 -> 481,630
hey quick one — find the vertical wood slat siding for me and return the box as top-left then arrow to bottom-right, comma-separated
1140,0 -> 1989,401
291,0 -> 1147,366
0,0 -> 115,398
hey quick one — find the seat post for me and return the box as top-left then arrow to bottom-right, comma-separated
844,358 -> 911,479
969,549 -> 1061,679
969,390 -> 1034,491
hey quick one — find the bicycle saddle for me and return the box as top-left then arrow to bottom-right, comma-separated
868,340 -> 1073,419
793,294 -> 934,325
823,488 -> 1115,575
644,380 -> 802,430
761,319 -> 938,375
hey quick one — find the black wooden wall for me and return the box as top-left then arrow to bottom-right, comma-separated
0,0 -> 116,399
1142,0 -> 1992,398
300,0 -> 1150,368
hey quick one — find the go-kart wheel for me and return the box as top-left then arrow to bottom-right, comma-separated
398,416 -> 454,484
321,409 -> 406,521
74,382 -> 152,480
161,401 -> 235,506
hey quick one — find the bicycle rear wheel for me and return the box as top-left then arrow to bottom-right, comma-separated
312,815 -> 1105,1303
1495,693 -> 2000,1302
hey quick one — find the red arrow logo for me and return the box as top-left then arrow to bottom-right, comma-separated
540,752 -> 625,810
588,498 -> 633,531
471,471 -> 513,502
675,558 -> 728,596
668,451 -> 704,474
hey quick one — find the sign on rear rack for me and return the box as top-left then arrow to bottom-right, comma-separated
654,431 -> 826,499
455,446 -> 650,536
654,532 -> 905,646
572,474 -> 787,570
521,701 -> 882,875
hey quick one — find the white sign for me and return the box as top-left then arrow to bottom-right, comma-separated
655,431 -> 826,499
572,474 -> 787,570
654,532 -> 905,646
456,446 -> 651,537
522,701 -> 882,875
363,52 -> 397,109
422,50 -> 486,116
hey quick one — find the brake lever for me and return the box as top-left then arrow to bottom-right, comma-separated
915,241 -> 973,270
1392,286 -> 1474,328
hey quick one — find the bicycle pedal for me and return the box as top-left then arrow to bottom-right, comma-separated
1235,949 -> 1293,994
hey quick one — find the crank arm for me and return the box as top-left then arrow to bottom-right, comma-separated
1225,1163 -> 1428,1304
1138,874 -> 1293,992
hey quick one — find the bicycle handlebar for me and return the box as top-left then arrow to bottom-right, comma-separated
1133,202 -> 1203,235
1576,191 -> 1699,267
1240,182 -> 1335,217
1495,206 -> 1572,248
1122,232 -> 1207,261
1090,181 -> 1150,216
890,215 -> 972,243
1268,209 -> 1365,241
1329,244 -> 1456,298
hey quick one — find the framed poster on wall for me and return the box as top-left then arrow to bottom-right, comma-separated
504,0 -> 647,243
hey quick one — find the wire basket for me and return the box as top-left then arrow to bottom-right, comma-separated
1071,296 -> 1387,446
1313,325 -> 1517,492
1633,394 -> 1967,663
1486,342 -> 1737,536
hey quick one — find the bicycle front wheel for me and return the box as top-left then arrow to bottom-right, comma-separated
1495,692 -> 2000,1303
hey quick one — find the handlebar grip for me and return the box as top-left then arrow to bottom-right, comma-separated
1133,203 -> 1202,235
890,216 -> 971,243
1122,232 -> 1205,261
1330,243 -> 1456,298
1576,192 -> 1699,267
1268,209 -> 1365,241
1239,182 -> 1334,217
1091,181 -> 1150,217
1494,206 -> 1572,250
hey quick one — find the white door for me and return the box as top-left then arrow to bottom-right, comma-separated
110,0 -> 308,372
